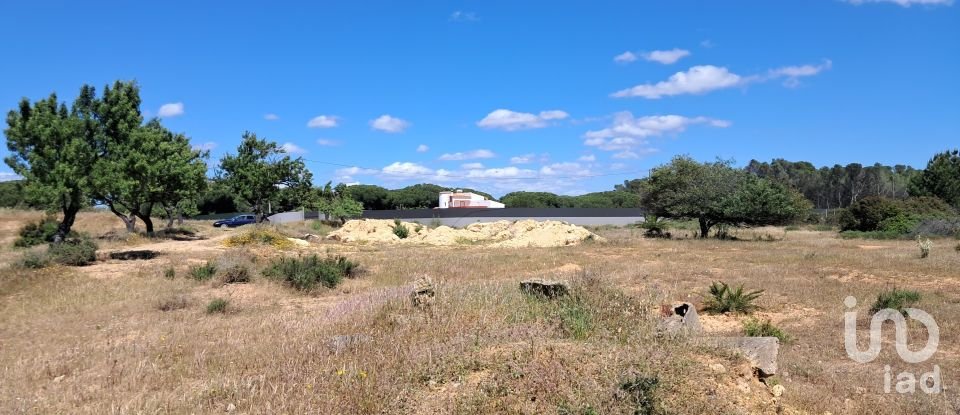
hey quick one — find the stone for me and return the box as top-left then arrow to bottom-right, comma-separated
771,384 -> 785,398
705,337 -> 780,377
302,234 -> 322,242
53,375 -> 65,383
519,278 -> 569,298
709,363 -> 727,374
657,302 -> 703,335
411,276 -> 435,307
328,334 -> 371,354
226,403 -> 236,412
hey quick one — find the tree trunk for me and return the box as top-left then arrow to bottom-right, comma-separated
54,206 -> 80,243
135,203 -> 155,235
698,217 -> 711,239
163,205 -> 175,228
107,202 -> 138,232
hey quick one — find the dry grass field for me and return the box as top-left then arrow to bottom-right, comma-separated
2,209 -> 960,414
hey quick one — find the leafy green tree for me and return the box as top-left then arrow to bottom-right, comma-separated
642,156 -> 809,238
89,82 -> 207,234
218,132 -> 312,221
911,149 -> 960,209
4,88 -> 98,242
0,180 -> 28,208
318,196 -> 364,224
349,184 -> 390,210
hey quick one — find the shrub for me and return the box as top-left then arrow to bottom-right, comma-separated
47,237 -> 97,266
206,297 -> 229,314
619,375 -> 661,415
223,228 -> 293,249
871,288 -> 921,314
309,220 -> 335,236
157,294 -> 190,311
163,266 -> 176,279
917,236 -> 932,259
640,216 -> 671,239
911,218 -> 960,238
221,264 -> 251,284
262,254 -> 359,291
878,214 -> 919,234
703,281 -> 763,314
392,219 -> 409,239
743,318 -> 791,343
14,216 -> 64,248
17,250 -> 51,269
189,262 -> 217,281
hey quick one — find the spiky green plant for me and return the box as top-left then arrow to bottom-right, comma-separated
703,281 -> 763,314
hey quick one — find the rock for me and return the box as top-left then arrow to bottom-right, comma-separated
657,302 -> 703,335
771,384 -> 785,397
328,334 -> 371,354
705,337 -> 780,376
519,278 -> 569,298
226,403 -> 236,412
53,375 -> 65,383
411,276 -> 435,307
302,233 -> 322,242
709,363 -> 727,374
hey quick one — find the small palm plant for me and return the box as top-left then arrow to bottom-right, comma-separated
703,281 -> 764,314
917,236 -> 932,259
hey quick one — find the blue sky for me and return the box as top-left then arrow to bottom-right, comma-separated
1,0 -> 958,196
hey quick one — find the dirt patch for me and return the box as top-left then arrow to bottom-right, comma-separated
857,245 -> 889,250
327,219 -> 604,248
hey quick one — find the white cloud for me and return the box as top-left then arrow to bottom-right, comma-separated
438,149 -> 496,161
461,162 -> 485,170
845,0 -> 952,6
158,102 -> 184,118
766,60 -> 833,87
700,39 -> 714,48
192,142 -> 217,152
612,151 -> 640,159
450,10 -> 480,21
416,144 -> 429,153
370,115 -> 410,133
280,142 -> 307,154
614,51 -> 638,63
539,162 -> 590,177
316,139 -> 339,147
612,65 -> 742,99
611,163 -> 628,170
307,115 -> 339,128
477,109 -> 570,131
613,61 -> 831,98
584,112 -> 730,154
578,154 -> 596,162
382,162 -> 432,176
0,171 -> 21,182
466,166 -> 537,179
264,113 -> 279,121
510,154 -> 535,164
643,48 -> 691,65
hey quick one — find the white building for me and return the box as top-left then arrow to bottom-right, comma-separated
438,190 -> 505,209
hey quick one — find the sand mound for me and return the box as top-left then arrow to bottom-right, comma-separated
327,219 -> 603,247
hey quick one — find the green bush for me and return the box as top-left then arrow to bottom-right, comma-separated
189,262 -> 217,281
871,288 -> 921,315
640,216 -> 671,238
619,375 -> 661,415
206,297 -> 229,314
703,281 -> 763,314
14,216 -> 62,248
17,250 -> 51,269
47,237 -> 98,266
392,219 -> 409,239
262,254 -> 359,291
220,264 -> 251,283
878,214 -> 920,234
840,196 -> 957,237
743,318 -> 791,343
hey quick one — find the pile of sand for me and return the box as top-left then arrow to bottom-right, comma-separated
327,219 -> 603,247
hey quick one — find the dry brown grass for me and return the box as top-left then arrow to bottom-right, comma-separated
2,210 -> 960,413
